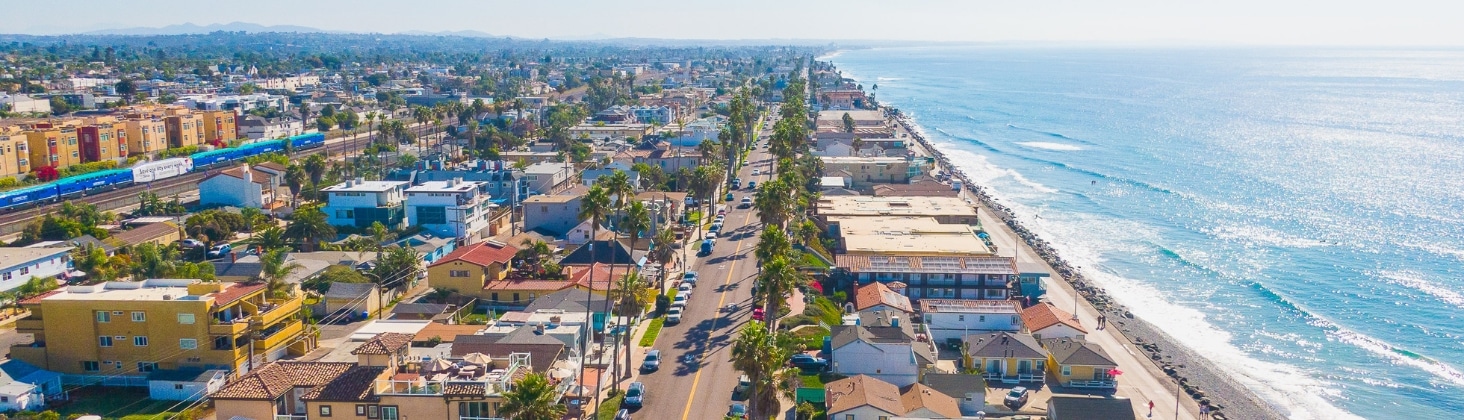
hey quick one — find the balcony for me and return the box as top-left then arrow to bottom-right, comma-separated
15,319 -> 44,332
258,295 -> 302,327
1068,379 -> 1117,388
257,321 -> 303,352
210,318 -> 250,336
274,415 -> 307,420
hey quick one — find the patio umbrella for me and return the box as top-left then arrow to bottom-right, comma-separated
463,352 -> 492,365
1108,368 -> 1124,377
550,367 -> 574,380
427,358 -> 455,372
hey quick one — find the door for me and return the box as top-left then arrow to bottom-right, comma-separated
1018,360 -> 1032,375
381,406 -> 399,420
986,359 -> 1002,375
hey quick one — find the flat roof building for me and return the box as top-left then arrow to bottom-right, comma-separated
826,216 -> 991,256
815,196 -> 978,225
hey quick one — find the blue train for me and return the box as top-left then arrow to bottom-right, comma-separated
0,132 -> 325,212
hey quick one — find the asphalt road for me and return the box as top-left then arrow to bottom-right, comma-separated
630,139 -> 775,420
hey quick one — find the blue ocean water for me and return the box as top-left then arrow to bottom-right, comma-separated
830,47 -> 1464,419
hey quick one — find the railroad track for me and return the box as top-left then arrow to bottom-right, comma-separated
0,133 -> 386,235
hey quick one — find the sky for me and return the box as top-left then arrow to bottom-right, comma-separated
6,0 -> 1464,46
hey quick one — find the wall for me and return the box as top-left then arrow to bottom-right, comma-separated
214,399 -> 277,420
831,340 -> 919,387
199,174 -> 263,208
923,313 -> 1021,344
829,405 -> 899,420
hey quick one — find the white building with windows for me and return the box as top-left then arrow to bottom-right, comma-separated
918,299 -> 1023,344
405,178 -> 492,241
0,247 -> 72,293
321,179 -> 408,228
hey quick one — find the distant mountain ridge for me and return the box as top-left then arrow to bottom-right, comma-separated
84,22 -> 332,35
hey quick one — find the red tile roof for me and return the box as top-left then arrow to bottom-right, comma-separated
1021,302 -> 1087,334
19,290 -> 62,305
567,263 -> 616,292
211,282 -> 267,306
430,240 -> 517,269
854,281 -> 913,313
211,362 -> 355,400
351,332 -> 413,355
483,278 -> 575,292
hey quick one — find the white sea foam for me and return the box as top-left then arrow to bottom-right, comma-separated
1321,321 -> 1464,388
939,147 -> 1059,194
1016,141 -> 1084,151
1203,224 -> 1330,249
1378,270 -> 1464,309
940,152 -> 1363,420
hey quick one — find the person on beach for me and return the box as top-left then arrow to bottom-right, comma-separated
1148,400 -> 1155,418
1200,403 -> 1211,419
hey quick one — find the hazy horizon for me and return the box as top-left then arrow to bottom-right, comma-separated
6,0 -> 1464,46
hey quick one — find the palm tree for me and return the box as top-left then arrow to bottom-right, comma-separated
755,256 -> 805,331
617,201 -> 651,380
284,204 -> 336,251
754,179 -> 796,230
129,242 -> 176,280
498,373 -> 568,420
754,225 -> 792,269
649,228 -> 677,290
576,184 -> 611,409
731,321 -> 802,419
258,248 -> 302,299
250,226 -> 289,252
303,154 -> 327,186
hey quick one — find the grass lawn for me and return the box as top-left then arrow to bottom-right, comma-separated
639,317 -> 665,347
798,251 -> 831,269
56,387 -> 190,419
596,395 -> 625,420
800,372 -> 826,388
790,325 -> 830,351
809,296 -> 844,326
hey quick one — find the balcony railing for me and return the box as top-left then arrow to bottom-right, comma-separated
274,415 -> 307,420
1068,379 -> 1117,388
258,295 -> 302,327
258,321 -> 303,351
210,318 -> 250,336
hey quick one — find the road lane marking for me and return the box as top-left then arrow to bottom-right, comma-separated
680,173 -> 759,420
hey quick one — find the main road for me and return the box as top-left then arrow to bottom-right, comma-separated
630,134 -> 777,419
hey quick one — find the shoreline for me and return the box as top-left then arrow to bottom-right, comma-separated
884,109 -> 1286,420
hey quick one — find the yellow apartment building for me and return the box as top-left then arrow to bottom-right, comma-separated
77,118 -> 130,162
427,240 -> 518,301
165,112 -> 204,148
10,279 -> 314,383
24,125 -> 81,169
124,116 -> 168,156
200,109 -> 238,145
0,132 -> 31,177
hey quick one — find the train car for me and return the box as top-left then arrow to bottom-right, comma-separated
56,168 -> 134,198
289,132 -> 326,150
190,147 -> 237,168
238,139 -> 285,157
131,157 -> 194,183
0,184 -> 59,212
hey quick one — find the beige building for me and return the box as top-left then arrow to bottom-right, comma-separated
826,216 -> 992,257
124,116 -> 169,156
815,195 -> 979,226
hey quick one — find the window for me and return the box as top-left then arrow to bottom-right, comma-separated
356,405 -> 367,416
2,396 -> 8,402
18,267 -> 27,275
367,405 -> 379,419
845,415 -> 855,420
82,361 -> 100,372
459,402 -> 489,418
134,336 -> 149,346
132,311 -> 146,322
99,336 -> 113,347
1062,366 -> 1072,376
879,417 -> 890,420
979,315 -> 986,322
380,406 -> 397,420
958,315 -> 965,322
319,405 -> 333,417
180,339 -> 197,350
1,272 -> 9,281
178,313 -> 195,324
174,384 -> 184,390
96,311 -> 110,323
137,362 -> 157,372
450,270 -> 470,277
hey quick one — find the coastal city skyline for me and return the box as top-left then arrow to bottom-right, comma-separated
6,0 -> 1464,46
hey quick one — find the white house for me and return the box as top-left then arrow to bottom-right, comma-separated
0,94 -> 50,114
405,178 -> 492,241
238,117 -> 304,140
828,315 -> 934,387
522,162 -> 573,194
1021,302 -> 1087,339
0,247 -> 72,293
198,163 -> 287,211
0,360 -> 60,411
825,375 -> 962,420
919,299 -> 1023,344
147,369 -> 228,401
322,179 -> 408,228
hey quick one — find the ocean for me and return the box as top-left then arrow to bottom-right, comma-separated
829,46 -> 1464,419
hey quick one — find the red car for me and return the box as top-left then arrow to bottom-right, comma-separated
752,308 -> 765,321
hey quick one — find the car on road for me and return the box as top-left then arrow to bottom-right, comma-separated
179,239 -> 204,249
623,382 -> 645,408
751,169 -> 760,176
681,271 -> 699,285
747,181 -> 756,190
739,196 -> 753,208
1005,387 -> 1030,408
700,239 -> 714,255
735,375 -> 751,395
678,283 -> 694,296
752,308 -> 765,321
725,192 -> 735,202
207,243 -> 232,259
728,402 -> 748,419
614,408 -> 631,420
790,354 -> 828,371
641,350 -> 662,372
666,307 -> 684,324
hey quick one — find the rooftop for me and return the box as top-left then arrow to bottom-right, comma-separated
854,281 -> 914,313
816,196 -> 976,219
837,255 -> 1015,275
918,299 -> 1021,314
1021,302 -> 1086,334
37,279 -> 258,303
352,332 -> 414,355
826,375 -> 905,415
406,179 -> 485,193
211,362 -> 356,400
322,179 -> 408,192
0,246 -> 71,269
429,240 -> 517,268
830,216 -> 990,256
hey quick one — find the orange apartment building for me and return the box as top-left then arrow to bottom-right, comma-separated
123,116 -> 168,156
0,130 -> 32,178
24,124 -> 82,170
164,111 -> 204,149
200,110 -> 238,146
77,117 -> 129,162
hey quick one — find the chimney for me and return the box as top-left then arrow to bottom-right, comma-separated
241,164 -> 252,184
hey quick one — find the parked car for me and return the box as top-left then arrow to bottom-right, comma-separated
623,382 -> 645,408
678,283 -> 694,296
790,354 -> 828,371
179,239 -> 204,249
666,307 -> 684,324
207,243 -> 232,259
642,350 -> 662,372
676,290 -> 691,301
1005,387 -> 1030,408
739,197 -> 753,208
682,271 -> 699,285
673,294 -> 688,308
614,408 -> 631,420
728,402 -> 748,419
707,231 -> 718,240
752,308 -> 765,321
735,375 -> 751,395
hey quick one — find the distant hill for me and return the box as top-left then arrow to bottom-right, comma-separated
85,22 -> 330,35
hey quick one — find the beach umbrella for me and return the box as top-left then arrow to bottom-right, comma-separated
463,352 -> 492,365
428,358 -> 455,372
550,367 -> 574,380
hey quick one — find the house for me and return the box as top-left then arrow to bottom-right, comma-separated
0,360 -> 60,411
522,162 -> 573,194
558,239 -> 642,267
962,332 -> 1047,384
212,254 -> 334,285
485,311 -> 589,351
824,375 -> 962,420
388,303 -> 455,322
238,116 -> 304,140
921,373 -> 987,417
1042,337 -> 1119,389
919,299 -> 1023,344
523,288 -> 613,331
427,240 -> 518,301
0,247 -> 73,293
392,233 -> 457,265
209,361 -> 360,420
580,163 -> 640,189
323,282 -> 383,321
820,156 -> 922,186
1048,395 -> 1138,420
198,163 -> 288,211
411,322 -> 483,346
10,280 -> 311,379
321,179 -> 408,228
405,178 -> 493,241
853,281 -> 914,314
1016,261 -> 1050,302
828,315 -> 935,387
563,220 -> 613,245
146,369 -> 228,401
1021,302 -> 1086,339
838,255 -> 1016,302
522,190 -> 584,236
104,221 -> 182,249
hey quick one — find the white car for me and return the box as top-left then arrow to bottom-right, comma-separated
666,307 -> 684,324
673,294 -> 688,307
752,169 -> 760,176
678,284 -> 694,296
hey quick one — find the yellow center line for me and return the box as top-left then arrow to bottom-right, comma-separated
680,182 -> 757,420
